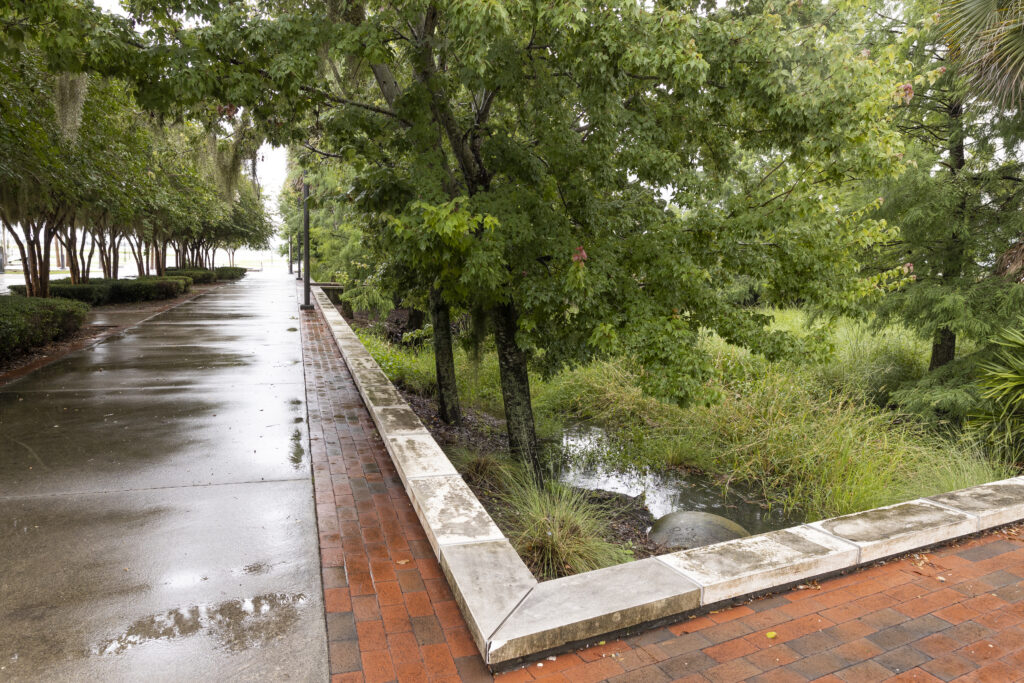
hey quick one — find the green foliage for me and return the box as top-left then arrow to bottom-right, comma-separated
9,277 -> 189,304
0,39 -> 273,297
0,294 -> 88,360
105,277 -> 187,302
166,268 -> 217,284
8,282 -> 110,304
496,470 -> 634,580
141,275 -> 193,291
448,448 -> 517,494
213,266 -> 246,280
972,320 -> 1024,460
858,7 -> 1024,418
650,356 -> 1006,520
358,316 -> 1010,520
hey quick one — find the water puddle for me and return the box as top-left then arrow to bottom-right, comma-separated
91,593 -> 307,656
558,425 -> 801,535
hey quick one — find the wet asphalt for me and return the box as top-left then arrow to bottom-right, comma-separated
0,269 -> 329,681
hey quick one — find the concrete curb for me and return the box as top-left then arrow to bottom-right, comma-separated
311,287 -> 1024,670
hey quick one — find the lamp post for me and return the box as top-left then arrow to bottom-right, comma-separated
300,176 -> 313,310
288,237 -> 292,274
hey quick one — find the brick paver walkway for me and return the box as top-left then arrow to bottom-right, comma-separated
301,302 -> 1024,683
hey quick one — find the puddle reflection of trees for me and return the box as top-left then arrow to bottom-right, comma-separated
92,593 -> 307,656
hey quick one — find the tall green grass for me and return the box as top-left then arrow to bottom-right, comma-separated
496,469 -> 634,579
354,315 -> 1012,522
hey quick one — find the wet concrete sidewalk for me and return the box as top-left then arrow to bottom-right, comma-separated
0,269 -> 328,681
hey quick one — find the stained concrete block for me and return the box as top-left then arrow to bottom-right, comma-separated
373,405 -> 427,435
386,434 -> 460,484
440,541 -> 537,655
345,355 -> 381,373
407,475 -> 504,555
487,558 -> 701,665
353,371 -> 404,407
658,525 -> 859,604
810,500 -> 977,563
929,477 -> 1024,530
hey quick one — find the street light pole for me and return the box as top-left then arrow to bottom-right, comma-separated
288,237 -> 292,274
300,177 -> 313,310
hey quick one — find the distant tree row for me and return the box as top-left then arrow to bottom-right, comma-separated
0,46 -> 273,297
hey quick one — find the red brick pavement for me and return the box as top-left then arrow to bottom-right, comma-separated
302,304 -> 1024,682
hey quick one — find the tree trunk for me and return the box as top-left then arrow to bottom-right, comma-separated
491,302 -> 543,482
930,100 -> 967,371
429,287 -> 462,425
110,236 -> 122,279
128,237 -> 145,278
930,328 -> 957,371
156,241 -> 167,276
83,233 -> 95,280
65,227 -> 81,284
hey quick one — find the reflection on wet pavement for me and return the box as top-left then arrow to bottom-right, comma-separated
92,593 -> 308,656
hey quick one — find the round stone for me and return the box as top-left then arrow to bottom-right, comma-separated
649,510 -> 750,550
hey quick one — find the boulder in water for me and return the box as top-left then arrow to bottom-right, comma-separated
649,510 -> 749,550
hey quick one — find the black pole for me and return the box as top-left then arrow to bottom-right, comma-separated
288,238 -> 292,274
300,178 -> 313,310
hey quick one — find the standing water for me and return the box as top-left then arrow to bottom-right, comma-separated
558,425 -> 802,535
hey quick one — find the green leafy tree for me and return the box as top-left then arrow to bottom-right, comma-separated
863,7 -> 1024,420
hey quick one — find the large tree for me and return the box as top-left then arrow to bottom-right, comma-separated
860,6 -> 1024,420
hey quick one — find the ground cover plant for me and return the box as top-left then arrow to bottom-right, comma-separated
0,295 -> 89,361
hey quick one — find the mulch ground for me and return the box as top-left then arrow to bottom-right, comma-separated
302,297 -> 1024,683
0,283 -> 220,386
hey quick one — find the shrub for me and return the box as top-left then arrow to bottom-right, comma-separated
140,274 -> 193,292
166,268 -> 217,283
497,471 -> 633,580
972,320 -> 1024,461
8,282 -> 112,304
0,295 -> 89,360
107,277 -> 186,302
10,277 -> 189,305
214,266 -> 246,280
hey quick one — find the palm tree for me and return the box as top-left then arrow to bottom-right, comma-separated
943,0 -> 1024,105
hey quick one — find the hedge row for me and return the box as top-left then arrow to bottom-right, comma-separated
165,268 -> 218,284
8,276 -> 192,304
214,266 -> 247,280
0,295 -> 90,361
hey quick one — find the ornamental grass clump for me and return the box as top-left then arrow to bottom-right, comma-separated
497,471 -> 632,580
